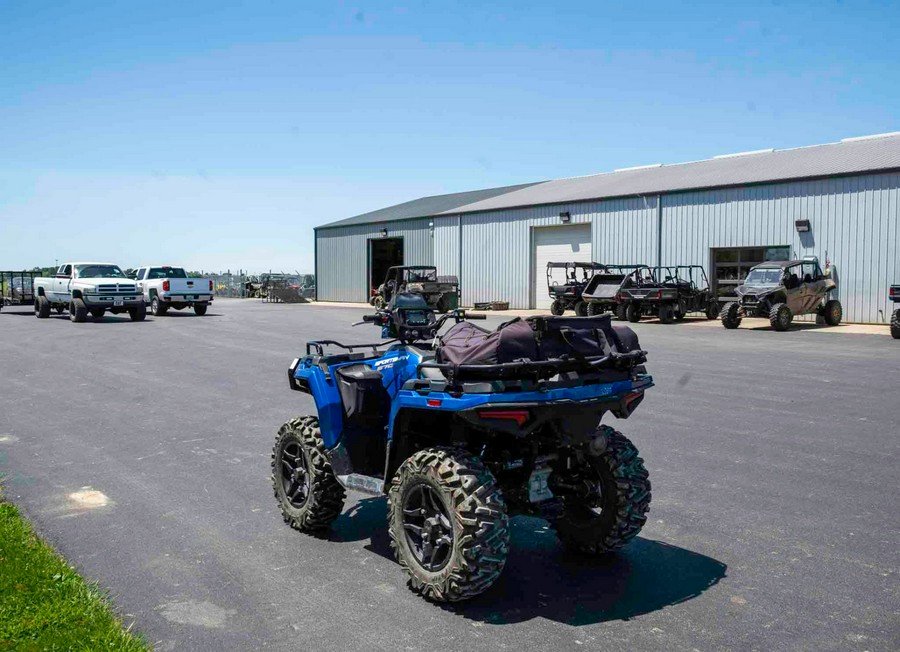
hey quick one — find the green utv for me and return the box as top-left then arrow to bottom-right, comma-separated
719,257 -> 842,331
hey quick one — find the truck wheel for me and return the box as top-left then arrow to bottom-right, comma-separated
705,300 -> 719,320
823,299 -> 842,326
891,310 -> 900,339
720,301 -> 742,329
614,304 -> 627,321
769,303 -> 792,331
585,301 -> 602,316
552,427 -> 650,555
34,296 -> 51,319
129,303 -> 147,322
90,308 -> 105,319
626,303 -> 642,323
549,299 -> 565,316
388,447 -> 509,602
574,300 -> 587,317
193,303 -> 208,316
272,416 -> 345,532
69,298 -> 87,323
658,304 -> 674,324
151,296 -> 168,316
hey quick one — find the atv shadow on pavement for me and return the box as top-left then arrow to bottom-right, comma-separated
332,499 -> 726,625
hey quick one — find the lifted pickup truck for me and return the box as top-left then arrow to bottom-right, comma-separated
33,262 -> 145,322
134,266 -> 213,316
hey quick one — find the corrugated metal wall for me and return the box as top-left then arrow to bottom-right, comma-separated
316,219 -> 434,303
661,172 -> 900,323
458,198 -> 657,308
316,173 -> 898,322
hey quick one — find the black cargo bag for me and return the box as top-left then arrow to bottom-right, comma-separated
437,318 -> 537,365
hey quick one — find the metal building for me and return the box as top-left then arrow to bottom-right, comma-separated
315,133 -> 900,323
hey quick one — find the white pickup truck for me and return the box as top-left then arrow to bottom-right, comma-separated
134,265 -> 213,316
33,262 -> 146,322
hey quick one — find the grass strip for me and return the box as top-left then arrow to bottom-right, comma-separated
0,489 -> 149,651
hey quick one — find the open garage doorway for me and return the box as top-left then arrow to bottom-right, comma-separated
369,237 -> 404,296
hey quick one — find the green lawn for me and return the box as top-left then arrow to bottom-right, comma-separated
0,490 -> 149,651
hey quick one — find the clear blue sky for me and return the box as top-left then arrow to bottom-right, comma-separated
1,0 -> 897,273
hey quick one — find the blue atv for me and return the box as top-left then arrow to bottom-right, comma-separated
272,293 -> 653,602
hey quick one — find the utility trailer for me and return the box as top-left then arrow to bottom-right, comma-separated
619,265 -> 719,324
0,270 -> 40,312
546,262 -> 608,316
582,265 -> 655,319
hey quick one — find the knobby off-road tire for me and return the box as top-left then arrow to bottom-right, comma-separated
770,303 -> 792,331
374,295 -> 386,310
151,296 -> 168,316
272,416 -> 346,532
194,303 -> 208,316
585,301 -> 602,317
574,301 -> 588,317
553,427 -> 650,555
626,303 -> 642,323
891,309 -> 900,340
614,304 -> 627,321
823,299 -> 842,326
720,301 -> 741,329
658,304 -> 675,324
549,299 -> 565,316
34,296 -> 51,319
69,298 -> 87,323
129,303 -> 147,322
705,300 -> 719,320
388,447 -> 510,602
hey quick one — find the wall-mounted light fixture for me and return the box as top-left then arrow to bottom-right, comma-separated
795,219 -> 811,233
380,228 -> 388,238
428,220 -> 434,236
559,211 -> 571,223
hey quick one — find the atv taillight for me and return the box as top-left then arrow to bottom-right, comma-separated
477,409 -> 529,427
162,280 -> 170,291
427,399 -> 442,407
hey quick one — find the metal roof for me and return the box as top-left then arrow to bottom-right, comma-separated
317,181 -> 543,229
319,133 -> 900,229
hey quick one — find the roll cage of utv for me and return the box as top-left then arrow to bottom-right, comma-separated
581,264 -> 655,320
617,265 -> 719,324
546,262 -> 607,316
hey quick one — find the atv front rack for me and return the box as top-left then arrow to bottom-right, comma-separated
306,339 -> 398,356
417,349 -> 647,383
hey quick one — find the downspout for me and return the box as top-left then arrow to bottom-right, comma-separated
457,214 -> 464,306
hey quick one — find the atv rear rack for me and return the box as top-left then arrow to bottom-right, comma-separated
417,349 -> 647,383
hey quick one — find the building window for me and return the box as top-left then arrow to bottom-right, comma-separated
712,246 -> 790,299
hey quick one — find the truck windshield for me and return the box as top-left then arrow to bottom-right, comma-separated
744,268 -> 782,286
147,267 -> 188,279
75,265 -> 127,278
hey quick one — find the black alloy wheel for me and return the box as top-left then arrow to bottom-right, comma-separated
279,441 -> 311,509
401,483 -> 453,572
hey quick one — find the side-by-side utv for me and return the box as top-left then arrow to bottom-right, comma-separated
546,262 -> 607,316
618,265 -> 719,323
582,265 -> 655,320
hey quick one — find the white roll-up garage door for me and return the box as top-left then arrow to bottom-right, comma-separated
533,224 -> 592,309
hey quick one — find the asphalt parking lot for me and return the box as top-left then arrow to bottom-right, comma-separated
1,299 -> 898,651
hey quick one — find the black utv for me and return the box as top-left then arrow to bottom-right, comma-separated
719,257 -> 842,331
618,265 -> 719,324
890,285 -> 899,339
371,266 -> 459,312
546,262 -> 607,316
582,265 -> 655,320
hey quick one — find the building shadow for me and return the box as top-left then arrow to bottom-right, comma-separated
331,498 -> 727,626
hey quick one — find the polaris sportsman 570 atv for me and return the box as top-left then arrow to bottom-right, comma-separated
272,293 -> 653,602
